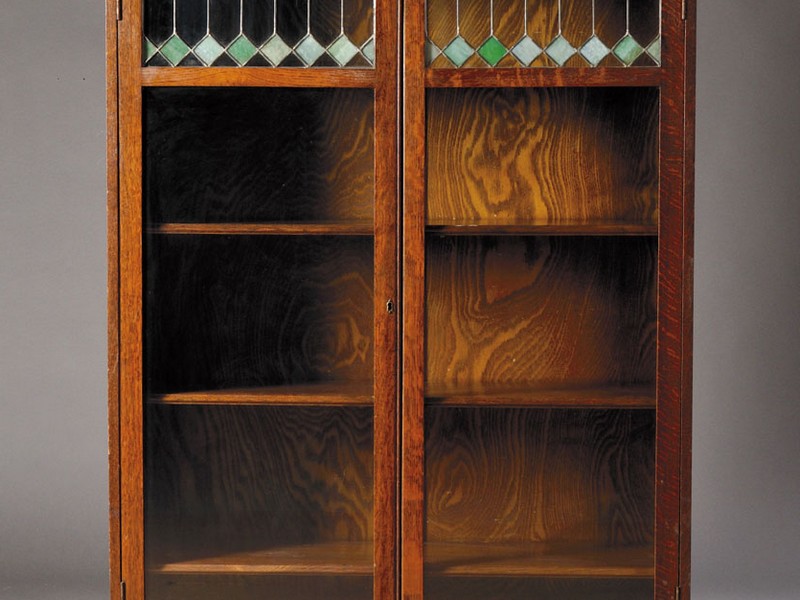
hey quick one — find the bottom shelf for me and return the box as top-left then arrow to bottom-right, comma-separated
425,542 -> 653,579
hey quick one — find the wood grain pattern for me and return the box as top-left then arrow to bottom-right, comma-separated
425,383 -> 655,410
141,68 -> 377,88
426,236 -> 656,389
425,408 -> 655,547
149,382 -> 373,406
425,542 -> 653,578
146,574 -> 373,600
145,235 -> 373,393
149,222 -> 374,236
427,222 -> 657,236
145,88 -> 374,224
427,88 -> 659,226
425,68 -> 663,88
145,406 -> 374,561
426,0 -> 660,69
424,577 -> 653,600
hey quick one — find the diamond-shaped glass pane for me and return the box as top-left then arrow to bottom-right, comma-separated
443,35 -> 474,68
646,36 -> 662,65
361,38 -> 375,64
160,34 -> 191,67
580,35 -> 610,67
545,35 -> 576,67
613,34 -> 645,66
228,35 -> 258,66
328,34 -> 359,66
144,38 -> 159,63
510,35 -> 541,67
260,34 -> 292,66
425,39 -> 442,64
296,35 -> 327,66
478,36 -> 507,67
194,35 -> 225,66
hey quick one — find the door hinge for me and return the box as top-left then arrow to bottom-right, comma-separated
676,585 -> 682,600
116,0 -> 123,21
681,0 -> 687,21
120,581 -> 126,600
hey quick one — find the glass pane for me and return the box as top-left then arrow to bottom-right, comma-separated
144,0 -> 375,67
426,0 -> 661,68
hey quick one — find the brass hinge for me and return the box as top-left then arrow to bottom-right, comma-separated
120,581 -> 126,600
681,0 -> 687,21
676,585 -> 682,600
116,0 -> 123,21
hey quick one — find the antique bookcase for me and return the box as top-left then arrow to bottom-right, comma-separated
107,1 -> 694,600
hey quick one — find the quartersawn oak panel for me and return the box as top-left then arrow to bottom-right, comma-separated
427,88 -> 659,225
426,236 -> 656,389
145,88 -> 373,224
145,406 -> 374,563
145,235 -> 373,393
425,408 -> 655,546
424,576 -> 652,600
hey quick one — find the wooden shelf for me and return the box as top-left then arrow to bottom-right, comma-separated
141,67 -> 376,88
425,383 -> 655,409
150,542 -> 373,576
149,382 -> 374,406
148,222 -> 374,236
425,67 -> 663,88
425,542 -> 654,578
426,222 -> 657,237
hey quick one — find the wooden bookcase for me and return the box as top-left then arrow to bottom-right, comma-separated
107,1 -> 694,599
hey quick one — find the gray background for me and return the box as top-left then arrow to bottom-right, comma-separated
1,0 -> 798,598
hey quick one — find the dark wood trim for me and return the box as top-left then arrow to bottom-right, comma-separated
148,222 -> 374,236
425,67 -> 663,88
401,1 -> 426,599
656,1 -> 688,599
106,0 -> 120,598
118,0 -> 144,597
373,2 -> 400,599
141,67 -> 377,88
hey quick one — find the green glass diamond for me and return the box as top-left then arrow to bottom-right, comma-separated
478,36 -> 507,67
579,35 -> 610,67
296,35 -> 326,66
228,34 -> 258,66
194,35 -> 225,66
646,36 -> 662,65
160,34 -> 191,66
425,39 -> 441,65
361,38 -> 375,64
443,35 -> 473,68
260,34 -> 292,66
144,38 -> 159,63
328,34 -> 359,66
545,34 -> 576,67
613,34 -> 644,66
510,35 -> 541,66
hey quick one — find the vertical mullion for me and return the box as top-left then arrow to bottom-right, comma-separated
402,1 -> 426,599
374,0 -> 400,599
656,1 -> 687,599
117,0 -> 144,598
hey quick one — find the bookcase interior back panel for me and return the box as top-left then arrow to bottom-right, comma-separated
145,88 -> 374,224
426,87 -> 659,226
426,0 -> 661,68
144,0 -> 375,67
145,235 -> 374,394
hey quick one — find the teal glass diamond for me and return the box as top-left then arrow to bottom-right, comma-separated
328,34 -> 359,66
510,35 -> 541,66
478,36 -> 507,67
443,35 -> 473,68
646,36 -> 662,65
160,34 -> 191,66
144,38 -> 159,63
361,38 -> 375,64
545,34 -> 576,67
613,33 -> 644,66
194,34 -> 225,66
425,39 -> 442,64
296,34 -> 326,66
228,34 -> 258,66
579,35 -> 610,67
260,34 -> 291,66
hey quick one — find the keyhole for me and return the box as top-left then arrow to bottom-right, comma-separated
386,299 -> 395,314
